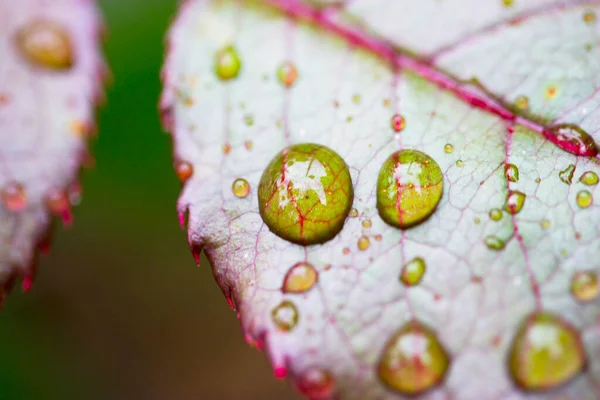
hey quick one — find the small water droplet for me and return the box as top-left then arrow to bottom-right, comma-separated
272,300 -> 298,331
545,85 -> 558,100
505,163 -> 519,182
1,182 -> 27,212
214,45 -> 241,80
474,217 -> 481,224
244,114 -> 254,126
283,262 -> 318,293
544,124 -> 598,157
357,236 -> 370,251
485,235 -> 505,250
295,367 -> 335,400
514,95 -> 529,111
391,114 -> 406,133
277,61 -> 298,88
342,247 -> 350,255
576,190 -> 593,208
583,9 -> 597,24
16,20 -> 73,69
400,257 -> 426,286
540,219 -> 551,229
489,208 -> 503,221
374,234 -> 382,241
352,94 -> 361,104
455,160 -> 464,167
444,143 -> 454,154
175,161 -> 193,182
504,190 -> 526,214
383,98 -> 391,108
232,178 -> 250,198
45,188 -> 72,224
378,320 -> 449,395
244,140 -> 253,150
502,0 -> 514,7
579,171 -> 598,186
508,312 -> 586,391
559,164 -> 575,184
222,142 -> 232,154
361,219 -> 372,228
535,177 -> 541,184
377,150 -> 443,229
258,143 -> 353,245
349,208 -> 358,218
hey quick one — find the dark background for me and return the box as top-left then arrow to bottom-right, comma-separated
0,1 -> 300,398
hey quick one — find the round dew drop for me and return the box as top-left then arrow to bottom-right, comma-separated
489,208 -> 503,221
277,61 -> 298,88
400,257 -> 426,286
1,182 -> 27,212
571,271 -> 599,302
214,45 -> 241,81
283,262 -> 318,293
272,300 -> 299,331
576,190 -> 593,208
378,320 -> 450,395
232,178 -> 250,198
376,150 -> 443,229
505,163 -> 519,182
295,367 -> 335,400
579,171 -> 599,186
391,114 -> 406,133
514,95 -> 529,111
357,236 -> 370,250
258,143 -> 353,245
484,235 -> 505,250
504,190 -> 526,214
444,144 -> 453,154
16,20 -> 74,70
508,312 -> 586,391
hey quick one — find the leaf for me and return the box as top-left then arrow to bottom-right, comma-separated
161,1 -> 600,398
0,0 -> 106,304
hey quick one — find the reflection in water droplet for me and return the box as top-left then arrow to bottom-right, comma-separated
272,300 -> 298,331
514,95 -> 529,111
357,236 -> 370,250
505,190 -> 526,214
16,20 -> 73,69
544,124 -> 598,157
485,235 -> 505,250
559,164 -> 575,184
295,367 -> 335,400
352,94 -> 361,104
505,163 -> 519,182
508,312 -> 586,391
489,208 -> 503,221
378,320 -> 449,395
277,61 -> 298,88
400,257 -> 426,286
571,271 -> 599,302
377,150 -> 443,229
1,182 -> 27,212
232,178 -> 250,198
258,143 -> 353,245
214,45 -> 241,80
579,171 -> 599,186
391,114 -> 406,133
444,144 -> 454,154
283,262 -> 318,293
576,190 -> 593,208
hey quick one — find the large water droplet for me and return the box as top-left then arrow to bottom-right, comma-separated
16,20 -> 73,70
283,262 -> 318,293
232,178 -> 250,198
504,190 -> 526,214
576,190 -> 593,208
258,143 -> 353,245
277,61 -> 298,88
400,257 -> 426,286
571,271 -> 599,302
544,124 -> 598,157
1,182 -> 27,212
391,114 -> 406,133
559,164 -> 575,184
272,300 -> 298,331
579,171 -> 599,186
508,312 -> 586,391
444,143 -> 454,154
357,236 -> 370,250
505,163 -> 519,182
489,208 -> 503,221
376,150 -> 443,229
214,45 -> 241,81
295,367 -> 335,400
378,320 -> 449,395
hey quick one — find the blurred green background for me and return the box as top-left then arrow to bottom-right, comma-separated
0,1 -> 300,399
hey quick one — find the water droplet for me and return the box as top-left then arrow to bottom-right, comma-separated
244,114 -> 254,126
391,114 -> 406,133
544,85 -> 558,100
504,190 -> 526,214
485,235 -> 505,250
377,150 -> 443,229
357,236 -> 370,250
283,262 -> 318,293
455,160 -> 464,167
342,247 -> 350,255
16,20 -> 73,69
474,217 -> 481,224
374,234 -> 382,241
378,320 -> 449,395
352,94 -> 361,104
349,208 -> 358,218
258,143 -> 353,245
232,178 -> 250,198
214,45 -> 241,81
444,143 -> 454,154
583,9 -> 597,24
502,0 -> 514,7
579,171 -> 598,186
400,257 -> 426,286
571,271 -> 599,302
383,98 -> 391,108
272,300 -> 298,331
544,124 -> 598,157
535,177 -> 541,184
295,367 -> 335,400
576,190 -> 593,208
45,188 -> 72,224
514,95 -> 529,111
222,142 -> 232,154
559,164 -> 575,184
175,161 -> 193,182
540,219 -> 551,229
277,61 -> 298,88
489,208 -> 503,221
508,312 -> 585,391
361,219 -> 372,228
1,182 -> 27,212
244,140 -> 253,150
505,163 -> 519,182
